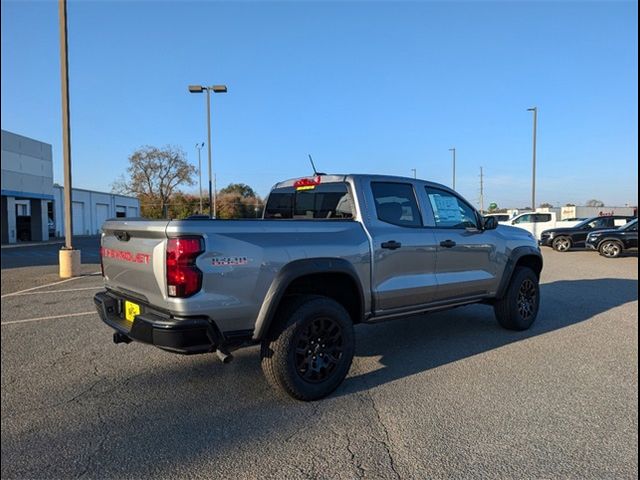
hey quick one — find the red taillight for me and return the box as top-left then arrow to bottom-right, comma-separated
166,237 -> 204,298
99,246 -> 105,277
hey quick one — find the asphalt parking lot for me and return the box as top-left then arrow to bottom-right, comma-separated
1,247 -> 637,479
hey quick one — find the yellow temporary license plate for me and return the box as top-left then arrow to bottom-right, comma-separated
124,301 -> 140,322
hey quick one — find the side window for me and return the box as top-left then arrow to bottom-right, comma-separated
425,187 -> 478,229
513,214 -> 531,224
532,213 -> 552,223
590,217 -> 613,228
371,182 -> 422,227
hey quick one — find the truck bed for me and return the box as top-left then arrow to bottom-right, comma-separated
101,218 -> 371,333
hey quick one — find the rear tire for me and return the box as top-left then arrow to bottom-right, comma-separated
552,236 -> 572,252
599,240 -> 623,258
494,266 -> 540,331
261,295 -> 355,401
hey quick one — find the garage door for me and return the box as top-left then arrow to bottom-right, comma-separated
72,202 -> 85,235
127,206 -> 138,217
95,203 -> 109,234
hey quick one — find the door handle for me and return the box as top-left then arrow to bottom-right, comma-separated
381,240 -> 402,250
440,239 -> 457,248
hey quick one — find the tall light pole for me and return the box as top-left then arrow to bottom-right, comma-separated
527,107 -> 537,210
479,166 -> 484,213
411,168 -> 417,179
449,147 -> 456,190
189,84 -> 227,218
195,142 -> 204,213
58,0 -> 80,278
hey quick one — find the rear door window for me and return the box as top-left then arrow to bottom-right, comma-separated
264,183 -> 354,219
371,182 -> 422,227
532,213 -> 552,223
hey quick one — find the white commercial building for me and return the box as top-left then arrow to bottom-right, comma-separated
1,129 -> 139,244
52,185 -> 138,237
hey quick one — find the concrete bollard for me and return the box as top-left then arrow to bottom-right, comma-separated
59,248 -> 81,278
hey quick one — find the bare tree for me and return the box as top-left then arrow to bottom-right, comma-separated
586,199 -> 605,207
112,146 -> 196,217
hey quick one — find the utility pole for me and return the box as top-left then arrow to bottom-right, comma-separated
479,167 -> 484,213
449,147 -> 456,190
58,0 -> 80,278
527,107 -> 538,210
411,168 -> 417,179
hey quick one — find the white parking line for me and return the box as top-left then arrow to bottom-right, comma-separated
6,286 -> 104,297
1,311 -> 96,326
0,272 -> 101,299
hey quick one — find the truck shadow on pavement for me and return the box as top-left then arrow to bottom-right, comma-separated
2,277 -> 637,478
341,277 -> 638,395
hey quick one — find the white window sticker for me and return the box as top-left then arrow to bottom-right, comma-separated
432,195 -> 462,223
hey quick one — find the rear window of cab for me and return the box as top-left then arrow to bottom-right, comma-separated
264,183 -> 355,219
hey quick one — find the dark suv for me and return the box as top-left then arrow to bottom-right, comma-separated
539,215 -> 636,252
586,218 -> 638,258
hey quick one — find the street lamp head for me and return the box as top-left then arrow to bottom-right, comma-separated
212,85 -> 228,93
188,85 -> 204,93
527,107 -> 537,111
449,148 -> 455,152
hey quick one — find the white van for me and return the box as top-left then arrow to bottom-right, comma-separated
499,212 -> 581,240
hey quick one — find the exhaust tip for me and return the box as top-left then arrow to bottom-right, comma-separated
216,349 -> 234,364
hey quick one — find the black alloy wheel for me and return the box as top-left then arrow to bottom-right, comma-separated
294,316 -> 344,383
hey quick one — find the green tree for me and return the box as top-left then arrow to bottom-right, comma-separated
586,199 -> 605,207
169,192 -> 200,219
219,183 -> 257,199
539,202 -> 554,208
112,145 -> 196,218
215,192 -> 264,219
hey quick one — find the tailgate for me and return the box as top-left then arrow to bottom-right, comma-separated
101,219 -> 169,303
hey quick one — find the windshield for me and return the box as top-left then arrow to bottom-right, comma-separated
620,219 -> 637,230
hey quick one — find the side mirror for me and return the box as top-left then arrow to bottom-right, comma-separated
483,216 -> 499,230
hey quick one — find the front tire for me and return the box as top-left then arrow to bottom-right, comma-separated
494,266 -> 540,331
552,236 -> 572,252
261,295 -> 355,401
599,240 -> 623,258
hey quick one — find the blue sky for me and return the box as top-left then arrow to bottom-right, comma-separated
1,0 -> 638,208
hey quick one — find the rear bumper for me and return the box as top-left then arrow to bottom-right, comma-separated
94,290 -> 223,354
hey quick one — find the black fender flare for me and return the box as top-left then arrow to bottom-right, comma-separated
252,258 -> 365,341
496,246 -> 543,299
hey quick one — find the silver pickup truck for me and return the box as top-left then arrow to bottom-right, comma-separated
95,174 -> 542,400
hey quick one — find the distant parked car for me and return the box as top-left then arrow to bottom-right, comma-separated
502,211 -> 582,240
586,218 -> 638,258
539,215 -> 636,252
